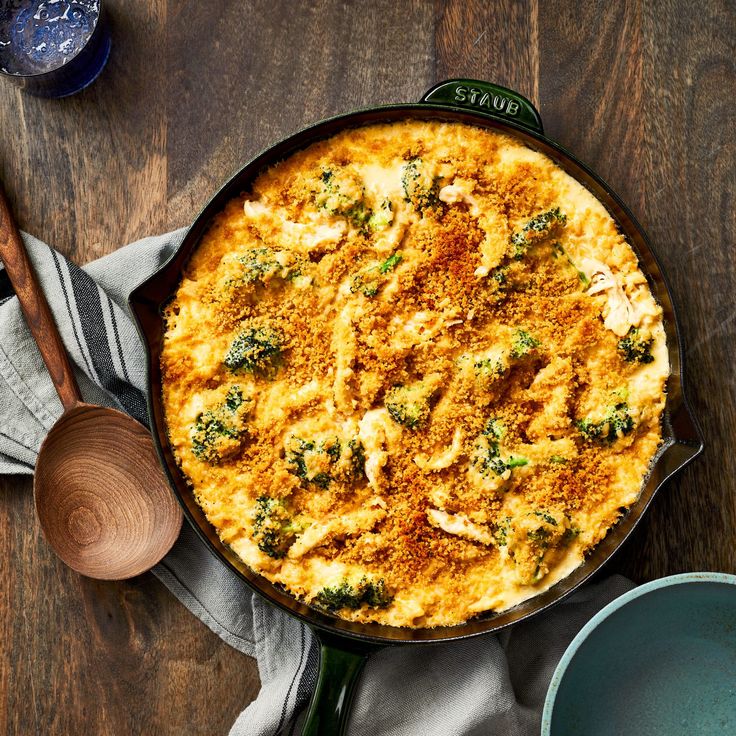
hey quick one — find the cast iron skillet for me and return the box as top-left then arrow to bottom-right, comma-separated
129,79 -> 704,735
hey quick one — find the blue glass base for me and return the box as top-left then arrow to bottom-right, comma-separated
0,1 -> 111,99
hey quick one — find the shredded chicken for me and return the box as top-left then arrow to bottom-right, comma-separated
581,258 -> 639,336
427,509 -> 493,545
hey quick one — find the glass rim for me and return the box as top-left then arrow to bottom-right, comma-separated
0,0 -> 104,79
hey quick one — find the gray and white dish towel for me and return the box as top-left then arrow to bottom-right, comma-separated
0,229 -> 634,736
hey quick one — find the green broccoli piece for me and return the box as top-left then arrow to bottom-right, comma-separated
617,327 -> 655,364
344,438 -> 367,480
510,329 -> 541,359
314,577 -> 393,612
549,455 -> 568,464
315,167 -> 373,231
236,247 -> 281,284
482,417 -> 505,441
191,413 -> 237,463
401,158 -> 439,211
494,517 -> 512,547
285,435 -> 365,488
577,402 -> 635,443
350,251 -> 403,298
252,496 -> 301,559
223,325 -> 284,377
527,526 -> 552,545
191,386 -> 251,463
472,332 -> 539,389
510,207 -> 567,258
343,201 -> 372,231
350,266 -> 380,297
474,355 -> 507,381
473,418 -> 529,478
379,251 -> 402,274
225,386 -> 245,411
285,437 -> 330,488
491,265 -> 509,287
526,208 -> 567,232
367,199 -> 393,231
384,381 -> 436,429
534,511 -> 559,526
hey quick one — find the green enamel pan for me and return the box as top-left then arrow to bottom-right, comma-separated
129,79 -> 704,735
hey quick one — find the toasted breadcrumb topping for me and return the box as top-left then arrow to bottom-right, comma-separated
161,120 -> 668,628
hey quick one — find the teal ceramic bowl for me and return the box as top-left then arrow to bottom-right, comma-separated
542,573 -> 736,736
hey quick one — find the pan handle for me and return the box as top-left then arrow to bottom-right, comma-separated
420,79 -> 544,135
301,628 -> 382,736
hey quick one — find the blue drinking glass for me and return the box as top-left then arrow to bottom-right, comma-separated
0,0 -> 111,98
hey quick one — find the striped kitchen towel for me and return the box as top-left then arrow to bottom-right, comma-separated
0,230 -> 633,736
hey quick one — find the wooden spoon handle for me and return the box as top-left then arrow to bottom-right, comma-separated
0,185 -> 82,411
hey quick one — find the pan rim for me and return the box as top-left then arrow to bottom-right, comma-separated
129,102 -> 703,645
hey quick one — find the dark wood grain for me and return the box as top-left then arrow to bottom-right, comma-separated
0,0 -> 734,733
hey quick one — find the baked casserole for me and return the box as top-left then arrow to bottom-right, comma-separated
160,120 -> 668,628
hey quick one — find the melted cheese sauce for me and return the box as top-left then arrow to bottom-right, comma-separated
161,120 -> 668,628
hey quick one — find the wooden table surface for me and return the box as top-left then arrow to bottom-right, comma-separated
1,1 -> 734,733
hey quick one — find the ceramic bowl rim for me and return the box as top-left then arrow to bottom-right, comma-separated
541,571 -> 736,734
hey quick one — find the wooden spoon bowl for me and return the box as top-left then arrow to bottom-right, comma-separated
0,184 -> 182,579
34,404 -> 182,579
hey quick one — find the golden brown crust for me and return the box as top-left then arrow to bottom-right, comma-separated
160,120 -> 668,627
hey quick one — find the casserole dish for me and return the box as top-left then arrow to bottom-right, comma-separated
129,79 -> 703,734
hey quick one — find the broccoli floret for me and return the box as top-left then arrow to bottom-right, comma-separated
191,413 -> 238,463
549,454 -> 568,464
314,577 -> 393,612
471,332 -> 539,390
379,251 -> 402,274
343,201 -> 372,231
474,441 -> 529,477
401,158 -> 439,211
345,438 -> 366,479
252,496 -> 301,559
617,327 -> 655,364
526,208 -> 567,233
384,381 -> 436,429
223,325 -> 284,377
491,265 -> 509,287
474,355 -> 507,381
534,510 -> 559,526
224,385 -> 245,411
285,437 -> 330,488
285,435 -> 365,487
315,167 -> 373,231
494,517 -> 512,547
226,248 -> 302,290
577,402 -> 635,443
367,199 -> 393,231
473,418 -> 529,479
191,386 -> 251,463
236,247 -> 281,283
482,417 -> 505,441
509,207 -> 567,258
350,266 -> 380,297
510,329 -> 541,359
525,512 -> 559,555
350,251 -> 403,298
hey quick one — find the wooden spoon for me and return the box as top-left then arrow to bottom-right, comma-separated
0,186 -> 182,579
